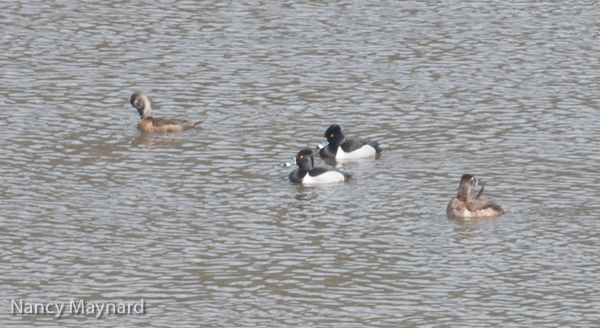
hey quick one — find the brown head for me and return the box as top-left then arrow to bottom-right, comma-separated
130,91 -> 152,118
457,174 -> 484,200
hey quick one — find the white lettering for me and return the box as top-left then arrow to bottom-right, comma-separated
45,303 -> 54,314
86,302 -> 95,314
71,300 -> 84,314
117,303 -> 126,314
95,303 -> 105,318
133,299 -> 144,314
33,303 -> 44,314
106,303 -> 116,314
11,300 -> 22,313
11,299 -> 143,317
55,303 -> 64,317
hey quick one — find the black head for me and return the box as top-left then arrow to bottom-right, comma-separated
324,124 -> 346,147
458,174 -> 481,199
295,148 -> 314,172
130,91 -> 152,118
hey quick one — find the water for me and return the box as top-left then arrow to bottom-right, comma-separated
1,1 -> 600,327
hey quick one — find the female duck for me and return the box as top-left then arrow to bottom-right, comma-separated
447,174 -> 505,218
289,149 -> 351,185
130,91 -> 200,133
318,124 -> 382,159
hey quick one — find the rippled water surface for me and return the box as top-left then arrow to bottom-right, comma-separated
1,1 -> 600,327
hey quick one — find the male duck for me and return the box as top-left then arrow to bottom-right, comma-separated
318,124 -> 382,159
289,149 -> 351,185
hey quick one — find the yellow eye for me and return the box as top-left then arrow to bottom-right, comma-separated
299,155 -> 303,159
330,134 -> 334,138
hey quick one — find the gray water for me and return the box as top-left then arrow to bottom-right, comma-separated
1,1 -> 600,327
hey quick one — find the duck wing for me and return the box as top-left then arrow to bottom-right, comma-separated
466,197 -> 504,213
340,137 -> 382,153
308,167 -> 331,176
308,167 -> 351,179
152,117 -> 200,129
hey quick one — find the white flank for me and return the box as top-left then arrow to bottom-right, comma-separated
335,144 -> 376,159
454,207 -> 500,218
302,171 -> 346,185
458,208 -> 475,217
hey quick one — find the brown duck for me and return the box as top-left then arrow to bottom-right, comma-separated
447,174 -> 505,218
129,91 -> 200,133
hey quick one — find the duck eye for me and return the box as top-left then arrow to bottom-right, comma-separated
299,155 -> 303,159
330,134 -> 334,138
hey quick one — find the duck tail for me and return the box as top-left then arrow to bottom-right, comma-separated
370,141 -> 382,153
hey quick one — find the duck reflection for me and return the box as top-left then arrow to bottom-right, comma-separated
451,215 -> 498,235
131,132 -> 154,149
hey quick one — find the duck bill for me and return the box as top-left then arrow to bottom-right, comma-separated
282,157 -> 296,167
316,139 -> 329,149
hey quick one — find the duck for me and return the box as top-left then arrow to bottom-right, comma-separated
129,91 -> 200,133
289,149 -> 351,185
318,124 -> 382,159
447,174 -> 505,218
